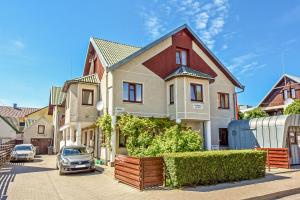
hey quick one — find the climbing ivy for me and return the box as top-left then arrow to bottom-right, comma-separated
96,114 -> 112,148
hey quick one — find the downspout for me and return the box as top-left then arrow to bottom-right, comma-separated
233,87 -> 245,120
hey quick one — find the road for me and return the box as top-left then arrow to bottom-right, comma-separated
2,155 -> 300,200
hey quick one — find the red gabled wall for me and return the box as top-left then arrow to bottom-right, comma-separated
83,43 -> 104,79
143,29 -> 217,79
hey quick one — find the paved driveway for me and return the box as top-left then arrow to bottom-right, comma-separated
2,155 -> 300,200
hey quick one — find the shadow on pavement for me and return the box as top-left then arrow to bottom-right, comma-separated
183,174 -> 290,192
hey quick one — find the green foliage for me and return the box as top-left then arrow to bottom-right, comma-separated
96,114 -> 112,148
243,107 -> 268,119
117,114 -> 202,157
238,110 -> 244,120
164,150 -> 266,187
284,100 -> 300,115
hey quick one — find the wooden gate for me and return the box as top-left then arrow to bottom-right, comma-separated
31,138 -> 52,154
115,155 -> 164,190
256,148 -> 290,169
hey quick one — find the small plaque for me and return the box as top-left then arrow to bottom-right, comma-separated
193,104 -> 204,110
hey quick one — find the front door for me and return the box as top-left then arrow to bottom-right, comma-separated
289,127 -> 300,165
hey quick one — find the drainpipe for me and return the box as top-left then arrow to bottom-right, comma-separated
233,87 -> 245,120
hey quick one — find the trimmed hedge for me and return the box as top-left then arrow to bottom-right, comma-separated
164,150 -> 266,187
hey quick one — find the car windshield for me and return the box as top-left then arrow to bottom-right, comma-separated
63,147 -> 87,156
14,146 -> 32,151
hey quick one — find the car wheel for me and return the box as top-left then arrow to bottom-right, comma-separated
91,168 -> 96,173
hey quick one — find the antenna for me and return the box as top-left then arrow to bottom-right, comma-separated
281,52 -> 285,75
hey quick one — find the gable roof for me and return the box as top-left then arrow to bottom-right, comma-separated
258,74 -> 300,107
92,38 -> 141,66
50,86 -> 65,106
0,106 -> 39,118
0,115 -> 19,132
164,65 -> 213,81
90,24 -> 243,89
62,74 -> 100,92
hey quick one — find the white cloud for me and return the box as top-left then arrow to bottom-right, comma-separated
228,53 -> 266,76
145,15 -> 162,39
196,12 -> 209,29
140,0 -> 229,49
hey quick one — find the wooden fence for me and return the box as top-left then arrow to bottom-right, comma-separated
0,140 -> 15,166
256,148 -> 290,170
115,155 -> 164,190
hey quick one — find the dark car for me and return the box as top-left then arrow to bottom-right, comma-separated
56,146 -> 95,175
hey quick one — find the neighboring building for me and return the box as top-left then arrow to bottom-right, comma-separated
0,104 -> 53,153
258,74 -> 300,116
23,107 -> 53,154
238,104 -> 253,112
49,24 -> 244,164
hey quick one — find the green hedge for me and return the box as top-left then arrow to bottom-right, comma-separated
164,150 -> 266,187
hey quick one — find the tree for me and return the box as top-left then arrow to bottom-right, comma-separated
243,107 -> 268,119
238,110 -> 244,120
284,100 -> 300,115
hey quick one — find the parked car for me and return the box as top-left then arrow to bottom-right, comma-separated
10,144 -> 35,161
56,145 -> 95,175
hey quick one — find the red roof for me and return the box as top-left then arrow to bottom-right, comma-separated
0,106 -> 40,118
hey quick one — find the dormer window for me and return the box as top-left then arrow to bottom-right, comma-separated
176,48 -> 187,65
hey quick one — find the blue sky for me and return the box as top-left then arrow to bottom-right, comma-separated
0,0 -> 299,108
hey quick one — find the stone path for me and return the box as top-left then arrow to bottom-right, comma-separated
2,155 -> 300,200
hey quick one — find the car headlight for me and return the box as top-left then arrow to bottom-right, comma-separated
61,158 -> 69,165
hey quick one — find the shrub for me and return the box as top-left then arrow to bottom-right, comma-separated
164,150 -> 266,187
243,107 -> 268,119
117,114 -> 202,157
284,100 -> 300,115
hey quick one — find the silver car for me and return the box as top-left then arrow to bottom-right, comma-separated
56,146 -> 95,175
10,144 -> 35,161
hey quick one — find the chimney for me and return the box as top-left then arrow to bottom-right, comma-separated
13,103 -> 18,109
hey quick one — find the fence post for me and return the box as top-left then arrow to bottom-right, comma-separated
267,149 -> 270,172
140,157 -> 144,191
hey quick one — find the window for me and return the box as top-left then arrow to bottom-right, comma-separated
169,84 -> 174,104
38,125 -> 45,134
283,89 -> 288,100
82,89 -> 94,105
219,128 -> 228,146
176,48 -> 187,65
123,82 -> 143,103
190,83 -> 203,102
19,122 -> 25,127
119,131 -> 127,148
218,93 -> 230,109
291,88 -> 296,99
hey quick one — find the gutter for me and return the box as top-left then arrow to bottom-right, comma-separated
233,87 -> 245,120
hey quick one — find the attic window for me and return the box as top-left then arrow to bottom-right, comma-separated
291,88 -> 296,99
283,89 -> 288,100
176,48 -> 187,65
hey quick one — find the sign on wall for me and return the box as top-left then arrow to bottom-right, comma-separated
193,104 -> 204,110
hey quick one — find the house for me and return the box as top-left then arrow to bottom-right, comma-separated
49,24 -> 244,164
23,107 -> 53,154
258,74 -> 300,116
0,104 -> 53,153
